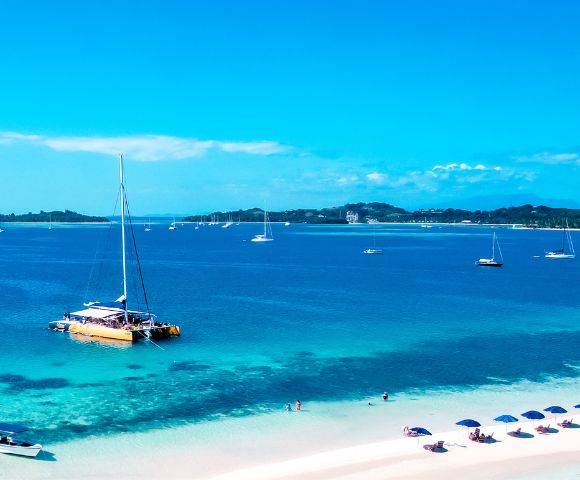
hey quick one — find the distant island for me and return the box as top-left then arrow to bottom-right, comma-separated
0,210 -> 109,223
183,203 -> 580,228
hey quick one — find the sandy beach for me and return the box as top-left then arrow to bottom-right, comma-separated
4,378 -> 579,480
211,419 -> 580,480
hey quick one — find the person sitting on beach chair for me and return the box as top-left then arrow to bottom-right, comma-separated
535,424 -> 550,433
423,440 -> 445,452
557,419 -> 573,427
469,428 -> 480,441
478,431 -> 494,442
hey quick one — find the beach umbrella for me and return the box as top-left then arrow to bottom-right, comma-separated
456,419 -> 481,428
544,405 -> 567,422
409,427 -> 432,436
521,410 -> 544,426
409,427 -> 431,446
574,404 -> 580,409
494,414 -> 518,432
456,419 -> 481,438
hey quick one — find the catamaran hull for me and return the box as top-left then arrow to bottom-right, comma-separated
0,443 -> 42,457
48,321 -> 180,342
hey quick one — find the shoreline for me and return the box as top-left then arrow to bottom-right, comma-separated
4,377 -> 580,479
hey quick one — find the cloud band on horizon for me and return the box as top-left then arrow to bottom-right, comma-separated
0,131 -> 292,161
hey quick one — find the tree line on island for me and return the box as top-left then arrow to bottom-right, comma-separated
0,210 -> 109,223
183,203 -> 580,228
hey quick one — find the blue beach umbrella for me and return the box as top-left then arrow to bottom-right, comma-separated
574,404 -> 580,409
521,410 -> 545,426
409,426 -> 431,446
456,419 -> 481,428
544,405 -> 567,422
494,414 -> 519,432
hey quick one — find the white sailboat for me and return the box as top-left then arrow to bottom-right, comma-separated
363,225 -> 383,254
251,210 -> 274,242
545,220 -> 575,259
48,155 -> 181,342
0,423 -> 42,457
476,232 -> 503,267
145,219 -> 152,232
168,217 -> 177,230
48,213 -> 53,230
222,213 -> 233,228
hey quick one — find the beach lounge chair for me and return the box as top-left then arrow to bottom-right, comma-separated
558,419 -> 573,428
423,440 -> 445,452
513,427 -> 522,435
535,424 -> 550,433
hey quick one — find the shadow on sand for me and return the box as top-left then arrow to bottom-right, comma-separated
34,450 -> 57,462
508,431 -> 534,438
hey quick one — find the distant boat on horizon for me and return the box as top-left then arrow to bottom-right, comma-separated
363,225 -> 383,254
251,210 -> 274,242
476,232 -> 503,267
169,217 -> 177,230
145,218 -> 152,232
545,219 -> 575,259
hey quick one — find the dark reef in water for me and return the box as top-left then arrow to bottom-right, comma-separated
8,330 -> 580,444
0,374 -> 69,392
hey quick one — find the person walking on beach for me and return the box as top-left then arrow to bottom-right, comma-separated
382,392 -> 389,401
295,400 -> 301,411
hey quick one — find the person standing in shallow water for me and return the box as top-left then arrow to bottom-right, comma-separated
286,403 -> 292,412
382,392 -> 389,401
295,400 -> 301,411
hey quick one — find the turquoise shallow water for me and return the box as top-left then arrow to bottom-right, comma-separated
0,222 -> 579,443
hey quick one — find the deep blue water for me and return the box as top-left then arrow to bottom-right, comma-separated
0,222 -> 579,442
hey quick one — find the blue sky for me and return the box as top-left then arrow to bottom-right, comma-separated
1,0 -> 579,215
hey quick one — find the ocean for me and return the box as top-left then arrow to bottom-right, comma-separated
1,222 -> 579,445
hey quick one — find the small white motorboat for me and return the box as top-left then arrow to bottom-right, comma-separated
363,248 -> 383,254
0,423 -> 42,457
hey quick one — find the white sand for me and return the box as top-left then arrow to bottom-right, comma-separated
3,379 -> 580,479
211,419 -> 580,480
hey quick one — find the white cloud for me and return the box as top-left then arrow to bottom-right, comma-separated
366,172 -> 387,183
336,175 -> 359,185
432,162 -> 502,172
513,152 -> 579,165
0,131 -> 291,161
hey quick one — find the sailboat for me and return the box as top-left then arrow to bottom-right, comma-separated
251,210 -> 274,242
48,155 -> 181,342
222,213 -> 233,228
144,219 -> 152,232
545,220 -> 575,259
48,213 -> 53,230
476,232 -> 503,267
168,217 -> 177,230
363,225 -> 383,254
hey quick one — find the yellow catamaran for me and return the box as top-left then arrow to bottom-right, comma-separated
49,155 -> 181,342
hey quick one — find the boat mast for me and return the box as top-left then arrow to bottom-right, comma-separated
492,232 -> 496,260
119,154 -> 129,324
264,210 -> 267,237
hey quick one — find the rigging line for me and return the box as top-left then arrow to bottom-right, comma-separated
135,330 -> 166,351
123,183 -> 151,315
